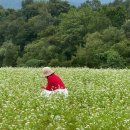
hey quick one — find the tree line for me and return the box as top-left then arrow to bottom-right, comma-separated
0,0 -> 130,68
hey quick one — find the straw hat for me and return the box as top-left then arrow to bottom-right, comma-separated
42,67 -> 54,77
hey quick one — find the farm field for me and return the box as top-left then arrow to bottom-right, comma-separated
0,67 -> 130,130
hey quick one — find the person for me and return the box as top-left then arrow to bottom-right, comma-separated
40,67 -> 68,97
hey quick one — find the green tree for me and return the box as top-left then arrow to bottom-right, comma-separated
122,20 -> 130,38
0,22 -> 7,45
19,38 -> 58,67
71,47 -> 87,66
22,0 -> 34,8
105,49 -> 125,68
22,2 -> 40,20
47,0 -> 70,16
0,41 -> 18,67
0,0 -> 129,68
0,47 -> 5,66
81,0 -> 101,11
84,32 -> 105,68
28,9 -> 53,34
25,59 -> 44,67
82,28 -> 127,68
112,39 -> 130,66
56,7 -> 93,61
103,6 -> 126,28
87,12 -> 111,33
112,0 -> 123,6
102,27 -> 125,44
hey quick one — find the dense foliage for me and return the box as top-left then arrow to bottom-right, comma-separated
0,0 -> 130,68
0,68 -> 130,129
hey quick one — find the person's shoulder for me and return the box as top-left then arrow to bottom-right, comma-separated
51,74 -> 61,79
48,74 -> 55,79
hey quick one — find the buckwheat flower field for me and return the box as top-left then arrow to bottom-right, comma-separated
0,67 -> 130,130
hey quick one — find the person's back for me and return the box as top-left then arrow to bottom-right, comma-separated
46,74 -> 65,91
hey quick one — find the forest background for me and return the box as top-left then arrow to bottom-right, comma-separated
0,0 -> 130,68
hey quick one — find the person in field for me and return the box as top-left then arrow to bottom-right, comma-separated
40,67 -> 68,97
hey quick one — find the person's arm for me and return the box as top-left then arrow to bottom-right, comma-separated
45,77 -> 53,91
40,86 -> 45,89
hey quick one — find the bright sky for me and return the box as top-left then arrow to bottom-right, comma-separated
0,0 -> 114,9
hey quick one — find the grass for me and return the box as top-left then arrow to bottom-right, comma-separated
0,67 -> 130,130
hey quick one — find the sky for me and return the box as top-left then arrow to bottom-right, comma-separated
0,0 -> 22,9
0,0 -> 114,9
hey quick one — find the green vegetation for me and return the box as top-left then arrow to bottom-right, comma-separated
0,0 -> 130,68
0,68 -> 130,129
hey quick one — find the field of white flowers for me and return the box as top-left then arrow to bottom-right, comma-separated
0,67 -> 130,130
